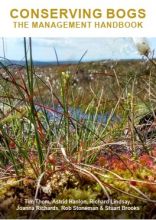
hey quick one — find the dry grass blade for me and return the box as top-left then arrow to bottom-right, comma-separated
59,142 -> 110,199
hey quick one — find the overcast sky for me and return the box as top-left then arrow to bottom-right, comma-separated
0,38 -> 156,61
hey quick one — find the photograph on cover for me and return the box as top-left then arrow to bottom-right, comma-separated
0,37 -> 156,219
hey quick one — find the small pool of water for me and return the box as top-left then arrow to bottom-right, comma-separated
37,105 -> 120,124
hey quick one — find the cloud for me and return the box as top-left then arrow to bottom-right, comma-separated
30,37 -> 138,61
0,37 -> 155,61
40,37 -> 152,60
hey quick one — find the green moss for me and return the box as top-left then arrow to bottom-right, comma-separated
58,188 -> 98,201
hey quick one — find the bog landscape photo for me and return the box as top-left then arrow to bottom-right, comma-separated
0,37 -> 156,219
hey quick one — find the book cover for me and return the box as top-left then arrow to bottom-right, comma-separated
0,0 -> 156,219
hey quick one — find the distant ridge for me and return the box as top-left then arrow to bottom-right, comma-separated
0,59 -> 78,67
0,58 -> 155,67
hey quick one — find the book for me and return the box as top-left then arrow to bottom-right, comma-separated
0,0 -> 156,219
